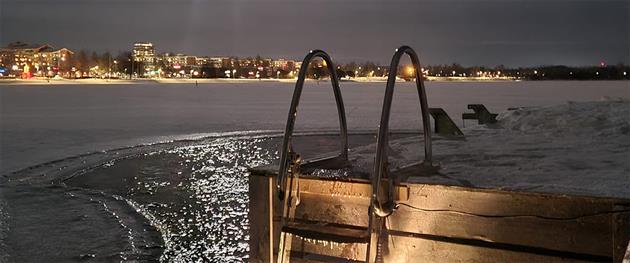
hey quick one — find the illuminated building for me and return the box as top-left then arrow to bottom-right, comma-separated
132,42 -> 155,63
132,42 -> 158,76
207,57 -> 225,68
0,42 -> 74,77
161,53 -> 200,68
195,56 -> 209,66
272,59 -> 296,72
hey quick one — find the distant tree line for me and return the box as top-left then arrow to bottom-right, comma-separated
61,50 -> 131,74
422,63 -> 629,80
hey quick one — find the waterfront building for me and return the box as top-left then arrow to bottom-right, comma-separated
272,59 -> 288,70
239,58 -> 255,68
162,53 -> 183,67
222,57 -> 237,69
185,56 -> 197,66
132,42 -> 157,77
0,42 -> 74,77
195,56 -> 209,66
132,42 -> 156,64
271,59 -> 294,71
207,57 -> 224,68
161,53 -> 200,68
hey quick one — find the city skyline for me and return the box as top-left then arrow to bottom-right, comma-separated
2,0 -> 628,67
2,40 -> 627,81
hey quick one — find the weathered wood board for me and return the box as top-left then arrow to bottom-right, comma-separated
249,167 -> 630,262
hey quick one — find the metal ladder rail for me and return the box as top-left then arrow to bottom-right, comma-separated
276,49 -> 348,200
276,49 -> 348,262
366,46 -> 433,262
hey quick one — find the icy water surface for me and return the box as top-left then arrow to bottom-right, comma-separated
1,81 -> 629,262
68,137 -> 276,262
55,133 -> 379,262
2,81 -> 629,174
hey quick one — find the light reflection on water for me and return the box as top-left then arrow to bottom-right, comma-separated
71,137 -> 278,262
63,133 -> 374,262
155,138 -> 276,262
161,138 -> 274,262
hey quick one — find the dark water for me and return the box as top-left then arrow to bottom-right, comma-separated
68,137 -> 277,262
2,81 -> 628,262
0,184 -> 163,262
0,132 -> 379,262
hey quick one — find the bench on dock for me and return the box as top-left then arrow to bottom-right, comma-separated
428,108 -> 464,137
462,104 -> 499,124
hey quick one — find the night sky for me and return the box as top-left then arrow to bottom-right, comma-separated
1,0 -> 628,66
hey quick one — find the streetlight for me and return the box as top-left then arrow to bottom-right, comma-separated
113,60 -> 118,78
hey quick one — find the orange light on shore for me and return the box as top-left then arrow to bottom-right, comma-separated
406,66 -> 414,75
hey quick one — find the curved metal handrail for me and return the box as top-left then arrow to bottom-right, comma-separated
276,49 -> 348,201
370,45 -> 433,217
365,45 -> 433,262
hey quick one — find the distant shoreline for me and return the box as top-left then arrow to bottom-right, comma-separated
0,76 -> 523,85
1,77 -> 625,86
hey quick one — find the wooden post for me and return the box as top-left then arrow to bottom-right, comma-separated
613,205 -> 630,263
268,177 -> 274,263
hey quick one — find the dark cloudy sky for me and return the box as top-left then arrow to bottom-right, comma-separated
1,0 -> 628,66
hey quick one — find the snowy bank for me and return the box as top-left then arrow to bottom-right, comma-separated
348,99 -> 630,199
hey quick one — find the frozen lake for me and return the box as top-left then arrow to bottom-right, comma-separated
1,80 -> 628,175
1,80 -> 629,262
